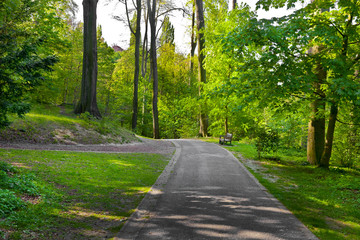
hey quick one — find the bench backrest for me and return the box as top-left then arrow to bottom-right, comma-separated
225,133 -> 232,140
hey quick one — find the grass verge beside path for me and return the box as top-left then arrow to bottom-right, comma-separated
0,149 -> 170,240
201,138 -> 360,240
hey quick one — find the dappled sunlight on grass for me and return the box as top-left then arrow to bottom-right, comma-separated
0,148 -> 170,239
226,141 -> 360,240
26,113 -> 80,124
67,206 -> 126,221
108,159 -> 135,167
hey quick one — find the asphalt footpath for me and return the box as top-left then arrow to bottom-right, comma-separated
116,140 -> 318,240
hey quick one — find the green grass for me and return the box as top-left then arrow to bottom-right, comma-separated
220,140 -> 360,240
0,149 -> 170,239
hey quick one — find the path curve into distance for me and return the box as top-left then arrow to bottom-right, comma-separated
118,140 -> 318,240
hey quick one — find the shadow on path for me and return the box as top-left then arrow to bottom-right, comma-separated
118,140 -> 317,240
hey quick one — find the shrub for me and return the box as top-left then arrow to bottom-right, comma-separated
254,127 -> 280,159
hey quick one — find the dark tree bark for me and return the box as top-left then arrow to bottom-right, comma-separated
148,0 -> 159,139
75,0 -> 101,118
190,0 -> 197,84
195,0 -> 208,137
232,0 -> 237,10
125,0 -> 142,131
320,103 -> 338,168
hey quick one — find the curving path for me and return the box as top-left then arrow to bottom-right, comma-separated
117,140 -> 318,240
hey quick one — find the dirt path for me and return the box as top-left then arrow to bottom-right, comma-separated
0,137 -> 175,155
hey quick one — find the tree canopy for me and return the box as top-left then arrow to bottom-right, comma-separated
2,0 -> 360,168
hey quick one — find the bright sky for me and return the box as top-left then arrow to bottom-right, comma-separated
74,0 -> 305,54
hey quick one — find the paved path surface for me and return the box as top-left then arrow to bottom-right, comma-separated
118,140 -> 318,240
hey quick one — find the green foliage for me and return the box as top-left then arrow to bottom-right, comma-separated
157,43 -> 198,138
0,162 -> 41,197
332,106 -> 360,168
0,189 -> 25,218
35,22 -> 83,105
3,174 -> 40,196
159,15 -> 175,47
0,0 -> 64,128
0,161 -> 17,173
254,127 -> 280,159
217,0 -> 360,166
97,26 -> 116,115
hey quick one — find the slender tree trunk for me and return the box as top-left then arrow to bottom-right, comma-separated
319,12 -> 352,168
148,0 -> 159,139
224,104 -> 229,133
195,0 -> 208,137
190,0 -> 196,85
75,0 -> 101,118
131,0 -> 142,131
141,8 -> 149,136
320,103 -> 338,168
232,0 -> 237,10
63,77 -> 68,104
225,117 -> 228,133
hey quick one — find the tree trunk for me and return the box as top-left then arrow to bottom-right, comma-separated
148,0 -> 159,139
75,0 -> 101,118
232,0 -> 237,10
195,0 -> 208,137
190,0 -> 196,85
307,40 -> 326,165
225,105 -> 228,133
320,103 -> 338,168
225,117 -> 228,133
131,0 -> 142,131
307,98 -> 325,165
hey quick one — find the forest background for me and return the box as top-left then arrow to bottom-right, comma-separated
1,0 -> 360,169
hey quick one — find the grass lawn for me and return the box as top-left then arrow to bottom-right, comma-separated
210,139 -> 360,240
0,149 -> 170,239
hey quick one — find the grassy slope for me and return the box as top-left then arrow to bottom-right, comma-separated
206,138 -> 360,240
0,104 -> 138,145
0,105 -> 170,239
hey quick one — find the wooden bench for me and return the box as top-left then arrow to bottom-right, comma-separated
219,133 -> 233,145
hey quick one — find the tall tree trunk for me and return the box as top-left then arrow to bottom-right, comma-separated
307,97 -> 325,165
232,0 -> 237,10
319,11 -> 351,168
307,2 -> 327,165
190,0 -> 196,85
75,0 -> 101,118
307,0 -> 332,166
148,0 -> 159,139
225,117 -> 228,133
320,103 -> 338,168
131,0 -> 142,131
195,0 -> 208,137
